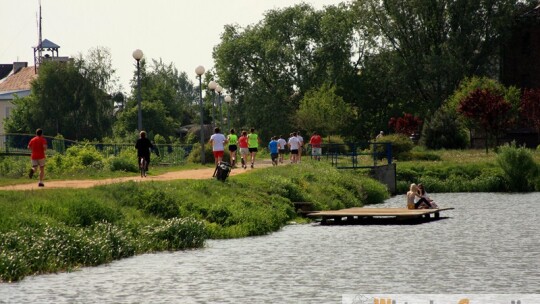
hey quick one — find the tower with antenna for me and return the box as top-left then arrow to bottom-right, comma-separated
32,1 -> 67,73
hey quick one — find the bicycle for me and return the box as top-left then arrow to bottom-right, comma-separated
139,157 -> 148,178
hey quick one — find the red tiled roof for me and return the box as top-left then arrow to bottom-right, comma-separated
0,67 -> 37,92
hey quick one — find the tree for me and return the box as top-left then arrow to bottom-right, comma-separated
351,0 -> 518,115
420,108 -> 468,149
213,4 -> 357,139
115,58 -> 198,140
520,88 -> 540,141
5,50 -> 116,140
388,113 -> 422,136
457,88 -> 514,153
296,83 -> 353,136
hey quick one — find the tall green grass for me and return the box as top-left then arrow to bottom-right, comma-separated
0,162 -> 389,282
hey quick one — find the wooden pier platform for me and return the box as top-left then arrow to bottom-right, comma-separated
307,207 -> 454,225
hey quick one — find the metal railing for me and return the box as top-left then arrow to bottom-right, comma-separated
305,142 -> 393,169
0,134 -> 192,165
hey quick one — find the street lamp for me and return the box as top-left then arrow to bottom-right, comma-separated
208,80 -> 218,126
132,49 -> 144,131
195,65 -> 206,164
216,85 -> 223,126
225,95 -> 232,131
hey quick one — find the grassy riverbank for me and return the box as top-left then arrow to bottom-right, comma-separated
396,147 -> 540,193
0,162 -> 389,282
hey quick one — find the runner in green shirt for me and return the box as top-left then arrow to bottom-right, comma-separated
247,128 -> 260,168
227,129 -> 238,167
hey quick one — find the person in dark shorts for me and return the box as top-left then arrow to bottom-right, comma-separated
277,135 -> 287,164
247,128 -> 260,168
227,129 -> 238,167
268,136 -> 279,166
288,132 -> 300,164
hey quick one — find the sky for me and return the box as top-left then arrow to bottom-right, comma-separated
1,0 -> 347,93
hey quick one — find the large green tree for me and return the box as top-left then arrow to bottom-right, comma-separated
296,83 -> 353,136
114,59 -> 198,140
213,3 -> 357,140
5,47 -> 116,140
351,0 -> 519,115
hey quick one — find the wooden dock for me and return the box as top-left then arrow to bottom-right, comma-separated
307,207 -> 454,225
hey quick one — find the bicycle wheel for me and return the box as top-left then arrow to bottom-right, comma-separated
140,158 -> 147,177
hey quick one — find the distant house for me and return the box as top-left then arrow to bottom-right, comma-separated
0,38 -> 68,137
0,62 -> 37,135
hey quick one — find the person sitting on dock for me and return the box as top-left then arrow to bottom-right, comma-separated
407,183 -> 430,209
418,184 -> 438,208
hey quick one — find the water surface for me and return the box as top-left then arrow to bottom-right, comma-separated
1,193 -> 539,303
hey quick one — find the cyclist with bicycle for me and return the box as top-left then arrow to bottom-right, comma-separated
135,131 -> 154,173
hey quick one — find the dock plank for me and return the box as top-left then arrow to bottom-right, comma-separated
307,207 -> 454,224
308,207 -> 454,217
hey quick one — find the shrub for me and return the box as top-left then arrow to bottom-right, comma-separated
187,143 -> 215,164
66,144 -> 104,166
420,108 -> 469,149
399,151 -> 441,161
497,143 -> 538,192
148,217 -> 206,250
108,148 -> 138,172
373,134 -> 414,160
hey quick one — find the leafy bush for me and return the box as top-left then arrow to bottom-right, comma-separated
66,144 -> 104,166
373,134 -> 414,160
420,108 -> 469,149
108,148 -> 138,172
147,217 -> 206,250
497,143 -> 539,191
187,143 -> 215,164
399,151 -> 441,161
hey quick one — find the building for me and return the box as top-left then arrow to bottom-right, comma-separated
0,39 -> 68,136
0,62 -> 37,135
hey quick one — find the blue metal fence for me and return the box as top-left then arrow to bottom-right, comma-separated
306,142 -> 393,169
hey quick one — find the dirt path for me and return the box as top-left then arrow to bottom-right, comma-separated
0,161 -> 273,191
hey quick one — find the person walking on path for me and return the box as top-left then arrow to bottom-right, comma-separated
309,131 -> 323,161
247,128 -> 260,168
277,135 -> 287,164
209,127 -> 227,166
238,130 -> 249,169
268,136 -> 279,166
227,129 -> 238,167
297,131 -> 304,163
288,131 -> 300,164
28,128 -> 48,187
135,131 -> 155,172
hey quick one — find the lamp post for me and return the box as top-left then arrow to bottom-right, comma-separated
225,95 -> 232,131
208,80 -> 217,126
132,49 -> 144,131
195,65 -> 206,164
216,85 -> 223,127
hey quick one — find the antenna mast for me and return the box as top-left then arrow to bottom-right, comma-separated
34,0 -> 42,73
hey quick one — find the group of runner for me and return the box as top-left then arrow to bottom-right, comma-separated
209,127 -> 323,169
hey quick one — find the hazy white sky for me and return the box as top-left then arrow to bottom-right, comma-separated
1,0 -> 347,92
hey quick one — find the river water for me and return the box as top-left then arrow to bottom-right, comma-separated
1,193 -> 539,303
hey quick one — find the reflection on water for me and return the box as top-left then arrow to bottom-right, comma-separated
1,193 -> 539,303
